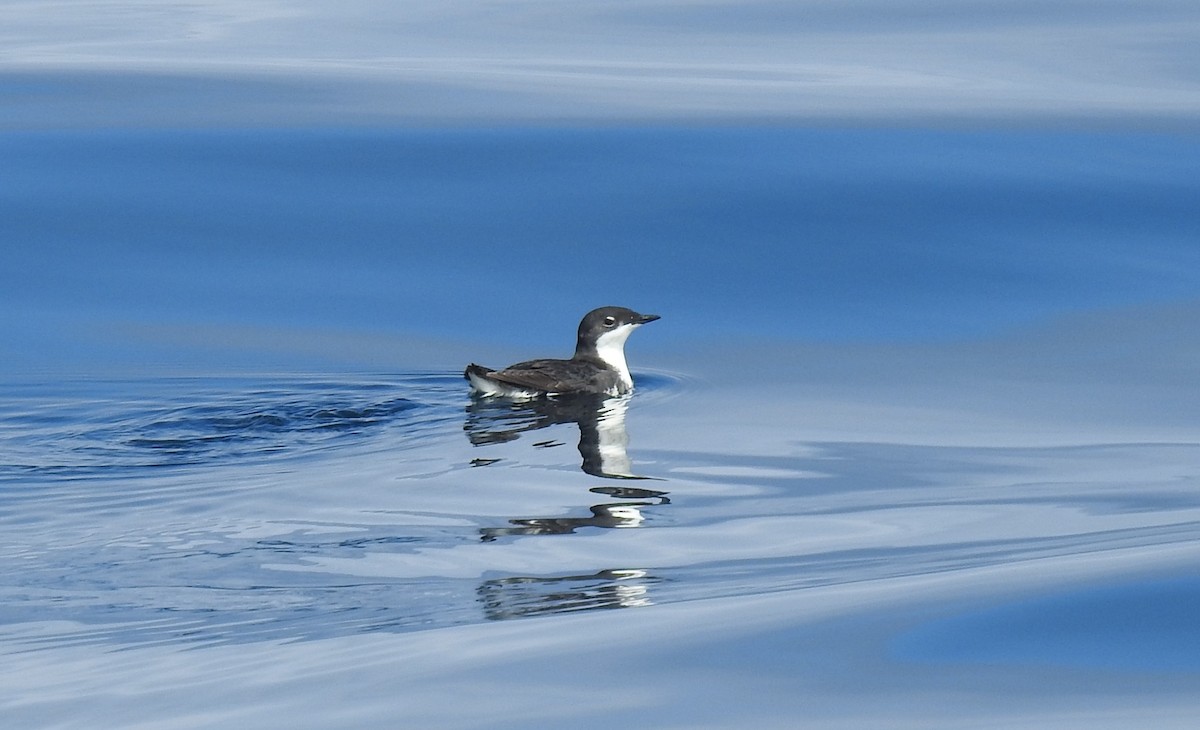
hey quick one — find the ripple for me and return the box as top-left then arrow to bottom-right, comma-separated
631,369 -> 693,403
0,375 -> 461,481
6,371 -> 1200,658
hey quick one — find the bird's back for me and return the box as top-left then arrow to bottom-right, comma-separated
469,357 -> 624,396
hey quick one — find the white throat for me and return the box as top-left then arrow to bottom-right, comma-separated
593,323 -> 637,389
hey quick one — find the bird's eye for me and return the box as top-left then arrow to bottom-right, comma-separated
603,316 -> 616,327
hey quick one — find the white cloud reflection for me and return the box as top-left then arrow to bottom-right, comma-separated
1,0 -> 1198,125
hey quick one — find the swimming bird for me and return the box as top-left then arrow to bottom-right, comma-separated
465,306 -> 660,398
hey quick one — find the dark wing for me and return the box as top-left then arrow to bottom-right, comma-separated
488,358 -> 618,394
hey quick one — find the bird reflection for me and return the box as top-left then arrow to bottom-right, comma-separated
466,394 -> 670,618
464,392 -> 649,479
479,485 -> 670,541
478,568 -> 661,620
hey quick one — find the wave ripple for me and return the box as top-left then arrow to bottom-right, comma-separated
0,375 -> 461,480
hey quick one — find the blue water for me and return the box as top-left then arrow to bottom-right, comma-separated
893,575 -> 1200,672
5,128 -> 1200,372
3,125 -> 1200,728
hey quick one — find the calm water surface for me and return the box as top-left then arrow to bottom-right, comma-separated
3,126 -> 1200,728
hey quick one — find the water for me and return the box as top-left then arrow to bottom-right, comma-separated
3,126 -> 1200,728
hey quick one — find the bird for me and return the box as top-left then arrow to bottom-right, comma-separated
465,306 -> 660,398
